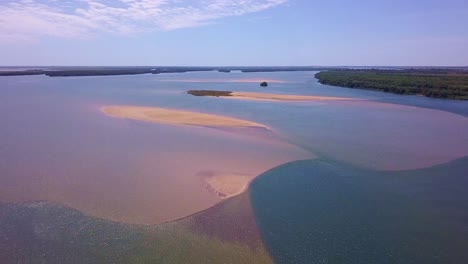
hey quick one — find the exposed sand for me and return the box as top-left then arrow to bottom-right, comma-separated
198,171 -> 253,199
186,90 -> 358,102
229,92 -> 357,102
89,104 -> 313,224
101,105 -> 269,129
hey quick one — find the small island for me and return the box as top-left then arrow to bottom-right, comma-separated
260,81 -> 268,87
187,90 -> 233,97
187,90 -> 355,101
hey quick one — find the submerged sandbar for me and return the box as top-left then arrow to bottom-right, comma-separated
101,105 -> 269,129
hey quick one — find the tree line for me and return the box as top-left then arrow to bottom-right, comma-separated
315,69 -> 468,100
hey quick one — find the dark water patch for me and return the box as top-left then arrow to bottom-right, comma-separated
250,157 -> 468,263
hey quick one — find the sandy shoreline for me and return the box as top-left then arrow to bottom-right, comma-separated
101,105 -> 269,129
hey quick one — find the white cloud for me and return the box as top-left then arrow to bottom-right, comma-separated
0,0 -> 287,41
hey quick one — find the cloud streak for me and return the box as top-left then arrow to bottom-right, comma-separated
0,0 -> 287,41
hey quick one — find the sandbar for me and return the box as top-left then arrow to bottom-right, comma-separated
187,90 -> 358,102
231,92 -> 356,101
101,106 -> 269,129
198,171 -> 253,199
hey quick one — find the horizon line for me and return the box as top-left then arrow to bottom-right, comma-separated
1,65 -> 468,68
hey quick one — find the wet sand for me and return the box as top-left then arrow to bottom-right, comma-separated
89,105 -> 312,224
101,106 -> 269,129
0,101 -> 313,225
188,91 -> 357,102
197,171 -> 253,199
231,92 -> 357,101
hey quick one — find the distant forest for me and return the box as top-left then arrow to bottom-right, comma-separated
315,69 -> 468,100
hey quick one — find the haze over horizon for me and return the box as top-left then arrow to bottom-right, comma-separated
1,0 -> 467,66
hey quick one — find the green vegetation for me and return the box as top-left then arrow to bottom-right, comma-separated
260,82 -> 268,87
315,69 -> 468,100
0,66 -> 328,77
187,90 -> 233,97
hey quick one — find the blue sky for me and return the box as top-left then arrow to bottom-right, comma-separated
0,0 -> 467,66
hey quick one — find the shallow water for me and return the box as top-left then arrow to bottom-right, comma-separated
1,71 -> 467,224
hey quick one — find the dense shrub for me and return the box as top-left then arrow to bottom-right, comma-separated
315,70 -> 468,100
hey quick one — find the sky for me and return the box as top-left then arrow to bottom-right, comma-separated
0,0 -> 467,66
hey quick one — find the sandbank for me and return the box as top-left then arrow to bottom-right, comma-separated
187,90 -> 358,102
230,92 -> 357,101
199,171 -> 253,199
101,106 -> 269,129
